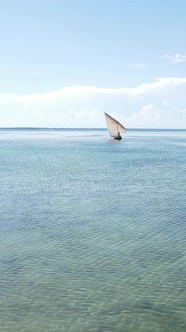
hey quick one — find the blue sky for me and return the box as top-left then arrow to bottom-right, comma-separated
0,0 -> 186,128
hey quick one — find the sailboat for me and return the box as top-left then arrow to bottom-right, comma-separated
104,112 -> 127,140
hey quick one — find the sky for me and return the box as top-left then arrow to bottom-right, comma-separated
0,0 -> 186,128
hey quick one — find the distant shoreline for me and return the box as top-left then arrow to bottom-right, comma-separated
0,127 -> 185,131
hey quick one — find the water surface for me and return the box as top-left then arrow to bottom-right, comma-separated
0,128 -> 185,331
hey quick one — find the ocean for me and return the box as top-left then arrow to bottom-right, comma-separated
0,128 -> 185,332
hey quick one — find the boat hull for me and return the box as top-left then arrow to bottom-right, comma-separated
114,135 -> 122,140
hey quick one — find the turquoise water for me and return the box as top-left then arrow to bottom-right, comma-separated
0,128 -> 185,332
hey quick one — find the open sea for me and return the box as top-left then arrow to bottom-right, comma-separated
0,128 -> 185,332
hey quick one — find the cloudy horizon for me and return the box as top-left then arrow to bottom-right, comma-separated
0,77 -> 186,129
0,0 -> 186,129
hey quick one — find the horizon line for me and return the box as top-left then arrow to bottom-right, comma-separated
0,127 -> 185,131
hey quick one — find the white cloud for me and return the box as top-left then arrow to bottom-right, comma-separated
125,77 -> 186,96
162,100 -> 168,106
126,104 -> 162,127
178,108 -> 186,114
130,63 -> 146,69
3,77 -> 185,101
162,53 -> 186,64
0,78 -> 186,128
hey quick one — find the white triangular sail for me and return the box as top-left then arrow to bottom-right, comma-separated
104,112 -> 127,137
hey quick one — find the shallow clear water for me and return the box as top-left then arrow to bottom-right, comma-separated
0,129 -> 186,332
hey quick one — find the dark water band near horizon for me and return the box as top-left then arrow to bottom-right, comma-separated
0,128 -> 185,331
